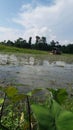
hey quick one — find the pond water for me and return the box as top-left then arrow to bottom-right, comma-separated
0,53 -> 73,93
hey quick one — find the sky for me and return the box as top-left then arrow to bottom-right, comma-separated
0,0 -> 73,44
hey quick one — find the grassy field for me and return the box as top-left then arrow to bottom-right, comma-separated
0,44 -> 48,54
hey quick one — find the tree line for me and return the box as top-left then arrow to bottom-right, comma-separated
0,36 -> 73,54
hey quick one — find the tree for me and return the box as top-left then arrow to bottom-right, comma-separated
35,36 -> 40,44
34,36 -> 48,50
14,38 -> 23,48
28,37 -> 32,48
41,37 -> 46,44
50,40 -> 56,47
6,40 -> 14,46
14,37 -> 28,48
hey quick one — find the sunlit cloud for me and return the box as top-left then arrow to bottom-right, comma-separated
0,0 -> 73,44
0,26 -> 23,41
12,0 -> 73,44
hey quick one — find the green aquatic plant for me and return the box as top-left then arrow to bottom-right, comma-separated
31,100 -> 73,130
0,86 -> 73,130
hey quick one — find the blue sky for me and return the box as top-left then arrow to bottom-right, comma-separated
0,0 -> 53,25
0,0 -> 73,44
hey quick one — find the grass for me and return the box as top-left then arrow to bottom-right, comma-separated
0,44 -> 48,54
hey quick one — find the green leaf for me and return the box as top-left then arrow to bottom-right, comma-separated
0,98 -> 4,104
31,100 -> 73,130
50,100 -> 62,118
56,110 -> 73,130
56,89 -> 68,104
51,100 -> 73,130
47,88 -> 68,104
31,104 -> 55,130
5,86 -> 18,98
11,93 -> 26,103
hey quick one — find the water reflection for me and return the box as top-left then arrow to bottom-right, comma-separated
0,53 -> 73,67
0,54 -> 73,93
0,54 -> 44,66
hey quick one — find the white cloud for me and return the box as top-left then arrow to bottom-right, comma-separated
12,0 -> 73,44
13,2 -> 60,42
0,0 -> 73,44
0,26 -> 23,41
13,2 -> 60,28
0,27 -> 12,32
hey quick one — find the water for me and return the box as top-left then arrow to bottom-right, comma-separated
0,53 -> 73,93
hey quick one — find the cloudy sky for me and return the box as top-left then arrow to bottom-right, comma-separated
0,0 -> 73,44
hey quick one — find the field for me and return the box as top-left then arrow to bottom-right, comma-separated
0,44 -> 47,54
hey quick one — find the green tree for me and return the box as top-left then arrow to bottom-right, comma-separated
6,40 -> 14,46
28,37 -> 32,48
50,40 -> 56,48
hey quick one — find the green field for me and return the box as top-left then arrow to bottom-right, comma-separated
0,44 -> 48,54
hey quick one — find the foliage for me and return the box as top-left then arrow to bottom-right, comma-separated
0,36 -> 73,53
32,100 -> 73,130
0,86 -> 73,130
47,88 -> 68,104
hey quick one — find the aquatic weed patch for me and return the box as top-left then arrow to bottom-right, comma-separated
0,86 -> 73,130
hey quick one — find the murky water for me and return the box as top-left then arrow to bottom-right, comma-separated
0,54 -> 73,93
